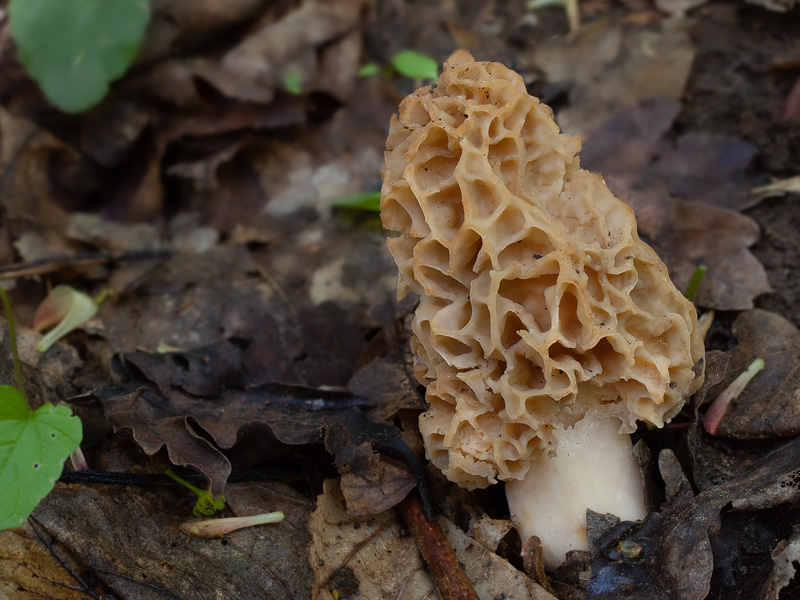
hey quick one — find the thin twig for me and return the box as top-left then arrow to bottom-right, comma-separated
398,489 -> 479,600
58,465 -> 302,486
0,285 -> 28,403
0,249 -> 172,280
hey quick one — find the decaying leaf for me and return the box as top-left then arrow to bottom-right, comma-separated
705,309 -> 800,439
581,98 -> 771,310
102,345 -> 425,505
32,481 -> 314,599
624,189 -> 771,311
308,479 -> 556,600
654,133 -> 762,211
655,0 -> 709,16
758,525 -> 800,599
530,19 -> 695,137
586,438 -> 800,599
0,520 -> 93,598
339,451 -> 417,517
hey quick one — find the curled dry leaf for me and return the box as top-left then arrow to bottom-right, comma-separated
308,480 -> 556,600
0,108 -> 92,247
104,344 -> 425,506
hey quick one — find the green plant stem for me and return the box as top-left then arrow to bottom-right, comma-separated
684,264 -> 708,302
165,469 -> 205,497
0,286 -> 27,404
93,288 -> 112,305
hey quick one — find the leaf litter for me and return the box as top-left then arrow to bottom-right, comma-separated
0,1 -> 799,599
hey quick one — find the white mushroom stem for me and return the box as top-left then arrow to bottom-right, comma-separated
504,416 -> 647,570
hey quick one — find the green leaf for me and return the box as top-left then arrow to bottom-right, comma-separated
165,469 -> 225,517
391,49 -> 438,81
283,69 -> 302,95
333,191 -> 381,212
357,63 -> 379,78
8,0 -> 152,113
0,386 -> 82,530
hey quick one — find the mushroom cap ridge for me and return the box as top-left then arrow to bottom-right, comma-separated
381,51 -> 705,489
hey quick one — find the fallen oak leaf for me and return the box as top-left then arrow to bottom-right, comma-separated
101,351 -> 431,512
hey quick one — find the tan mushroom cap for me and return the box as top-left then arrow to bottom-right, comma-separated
381,50 -> 705,489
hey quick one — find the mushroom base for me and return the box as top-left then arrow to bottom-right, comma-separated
505,416 -> 647,570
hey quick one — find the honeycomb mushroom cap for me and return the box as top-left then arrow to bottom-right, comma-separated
381,50 -> 705,489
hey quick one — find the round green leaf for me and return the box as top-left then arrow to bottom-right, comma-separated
0,386 -> 82,530
391,50 -> 438,81
8,0 -> 152,113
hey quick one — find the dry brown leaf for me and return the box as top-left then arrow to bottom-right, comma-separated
655,0 -> 709,15
216,0 -> 365,103
531,19 -> 695,137
758,525 -> 800,599
618,184 -> 772,310
308,479 -> 556,600
0,108 -> 91,240
581,98 -> 772,310
139,0 -> 267,63
706,309 -> 800,439
587,437 -> 800,599
339,453 -> 417,517
654,133 -> 761,211
0,521 -> 91,599
32,481 -> 314,599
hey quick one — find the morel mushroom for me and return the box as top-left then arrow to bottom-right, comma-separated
380,50 -> 705,568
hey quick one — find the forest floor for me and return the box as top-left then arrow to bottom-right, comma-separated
1,1 -> 800,599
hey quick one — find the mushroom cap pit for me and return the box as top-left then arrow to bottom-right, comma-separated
381,50 -> 705,489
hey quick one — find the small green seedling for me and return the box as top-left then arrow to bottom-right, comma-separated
0,288 -> 82,531
704,358 -> 765,435
333,191 -> 381,212
283,69 -> 303,95
33,285 -> 107,353
8,0 -> 151,113
357,63 -> 380,78
391,50 -> 438,81
358,50 -> 438,84
166,469 -> 226,517
684,264 -> 708,302
179,511 -> 284,537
